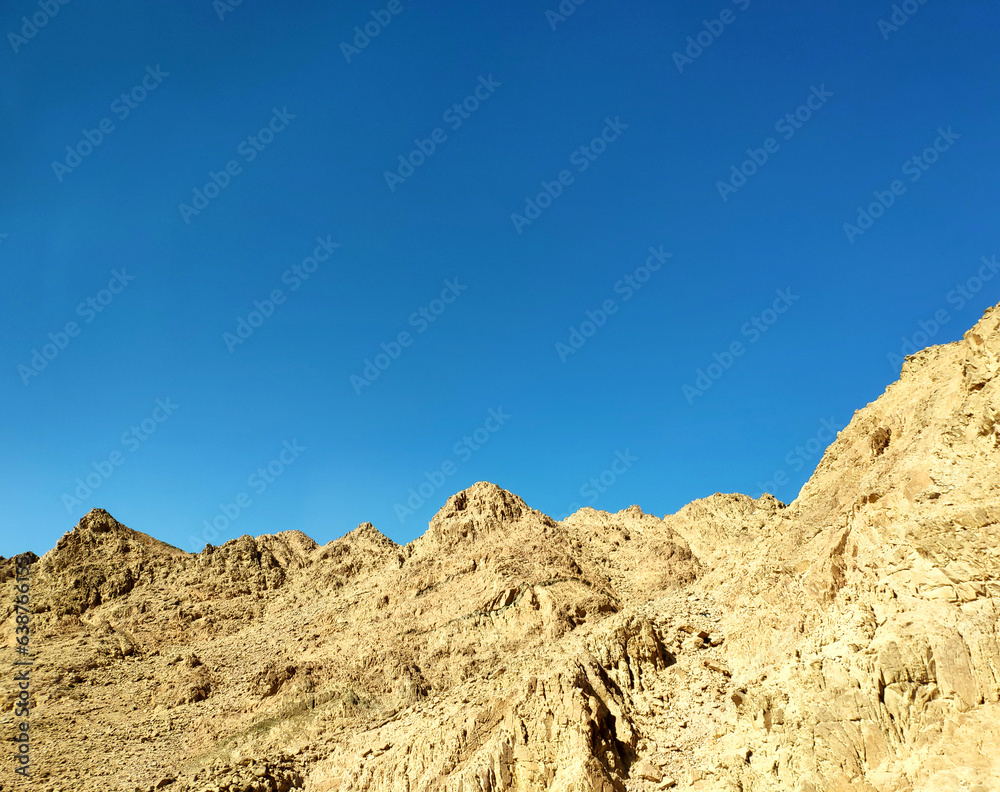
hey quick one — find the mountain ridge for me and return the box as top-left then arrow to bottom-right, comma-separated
5,304 -> 1000,791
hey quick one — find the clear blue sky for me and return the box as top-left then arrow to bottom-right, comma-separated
2,0 -> 998,556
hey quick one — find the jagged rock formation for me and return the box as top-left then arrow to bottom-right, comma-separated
4,305 -> 1000,792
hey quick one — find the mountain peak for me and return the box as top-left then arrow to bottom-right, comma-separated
76,507 -> 124,533
416,482 -> 533,551
339,521 -> 398,553
432,481 -> 528,525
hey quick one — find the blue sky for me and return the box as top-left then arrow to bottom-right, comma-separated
2,0 -> 998,557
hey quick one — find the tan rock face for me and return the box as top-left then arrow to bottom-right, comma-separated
6,306 -> 1000,792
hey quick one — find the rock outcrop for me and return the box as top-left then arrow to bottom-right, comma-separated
5,305 -> 1000,792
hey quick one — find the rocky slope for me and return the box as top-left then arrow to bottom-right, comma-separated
4,305 -> 1000,792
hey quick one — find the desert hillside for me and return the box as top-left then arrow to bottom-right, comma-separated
5,305 -> 1000,792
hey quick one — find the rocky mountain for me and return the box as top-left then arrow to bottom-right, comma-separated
4,305 -> 1000,792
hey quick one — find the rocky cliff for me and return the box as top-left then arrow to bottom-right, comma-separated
4,306 -> 1000,792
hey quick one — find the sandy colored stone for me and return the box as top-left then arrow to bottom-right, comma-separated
5,305 -> 1000,791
